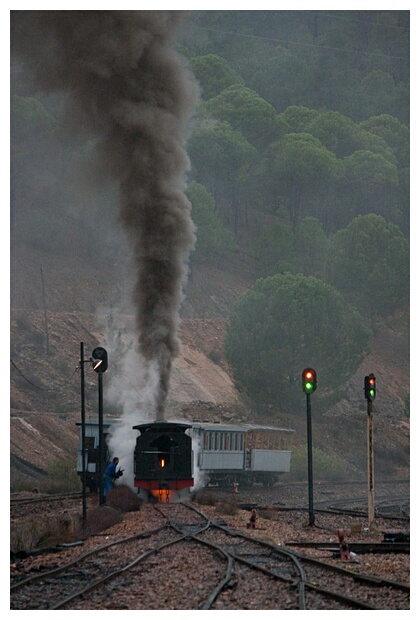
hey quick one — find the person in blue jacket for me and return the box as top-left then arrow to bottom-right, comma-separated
103,457 -> 121,498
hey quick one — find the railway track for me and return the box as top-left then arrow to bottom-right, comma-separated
10,502 -> 410,610
10,492 -> 83,506
311,494 -> 410,520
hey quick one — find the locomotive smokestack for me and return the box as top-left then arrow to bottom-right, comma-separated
11,11 -> 199,420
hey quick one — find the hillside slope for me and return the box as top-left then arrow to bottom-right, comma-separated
10,243 -> 409,487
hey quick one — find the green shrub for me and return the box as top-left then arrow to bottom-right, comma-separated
42,456 -> 81,493
285,445 -> 347,482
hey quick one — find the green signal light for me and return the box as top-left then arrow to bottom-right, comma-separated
364,374 -> 376,401
302,368 -> 317,394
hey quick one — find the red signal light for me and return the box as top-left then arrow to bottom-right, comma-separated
302,368 -> 317,394
364,374 -> 376,400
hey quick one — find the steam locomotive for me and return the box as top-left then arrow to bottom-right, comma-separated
76,418 -> 294,498
133,421 -> 194,500
76,418 -> 194,496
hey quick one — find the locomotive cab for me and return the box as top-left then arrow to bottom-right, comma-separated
133,421 -> 194,494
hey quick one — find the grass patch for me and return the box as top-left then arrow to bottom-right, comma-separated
283,445 -> 348,482
11,456 -> 81,494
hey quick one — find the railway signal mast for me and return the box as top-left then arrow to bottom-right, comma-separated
92,347 -> 109,506
77,344 -> 108,522
302,368 -> 317,526
78,343 -> 89,526
364,373 -> 376,530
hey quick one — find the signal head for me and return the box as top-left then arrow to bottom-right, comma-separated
92,347 -> 108,373
302,368 -> 317,394
364,374 -> 376,400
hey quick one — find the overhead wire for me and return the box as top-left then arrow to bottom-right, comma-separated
189,24 -> 409,61
10,359 -> 48,390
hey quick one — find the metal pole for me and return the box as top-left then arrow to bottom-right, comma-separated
367,399 -> 375,530
80,342 -> 87,525
306,393 -> 315,526
98,371 -> 105,505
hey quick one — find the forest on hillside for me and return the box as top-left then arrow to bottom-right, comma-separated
178,11 -> 409,234
10,10 -> 410,413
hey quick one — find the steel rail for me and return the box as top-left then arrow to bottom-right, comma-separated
50,532 -> 189,609
53,503 -> 230,611
156,502 -> 235,610
207,519 -> 409,610
10,525 -> 166,592
291,548 -> 410,592
285,541 -> 410,554
10,492 -> 83,505
201,520 -> 307,608
11,500 -> 410,610
206,524 -> 372,609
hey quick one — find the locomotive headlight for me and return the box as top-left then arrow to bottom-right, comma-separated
160,458 -> 166,468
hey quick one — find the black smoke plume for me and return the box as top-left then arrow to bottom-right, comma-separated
11,11 -> 199,420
